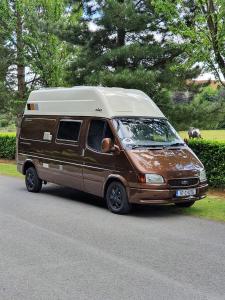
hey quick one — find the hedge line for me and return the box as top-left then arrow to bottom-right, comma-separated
188,139 -> 225,188
0,134 -> 224,187
0,134 -> 16,160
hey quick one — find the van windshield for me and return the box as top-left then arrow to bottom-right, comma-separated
112,118 -> 184,149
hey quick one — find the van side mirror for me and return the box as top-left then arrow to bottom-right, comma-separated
101,138 -> 120,154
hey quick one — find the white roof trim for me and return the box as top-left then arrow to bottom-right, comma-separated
24,86 -> 165,118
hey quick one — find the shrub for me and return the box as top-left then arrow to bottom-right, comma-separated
0,134 -> 16,159
0,119 -> 9,127
188,139 -> 225,188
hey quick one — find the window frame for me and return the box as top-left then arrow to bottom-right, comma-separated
56,119 -> 83,145
86,118 -> 115,155
20,117 -> 57,143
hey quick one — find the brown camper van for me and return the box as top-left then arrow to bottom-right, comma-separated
17,87 -> 208,214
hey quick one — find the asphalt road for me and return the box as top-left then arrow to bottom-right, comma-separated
0,175 -> 225,300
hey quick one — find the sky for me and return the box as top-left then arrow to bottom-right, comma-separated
196,72 -> 224,81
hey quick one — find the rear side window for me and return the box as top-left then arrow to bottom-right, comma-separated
57,120 -> 81,141
20,117 -> 56,140
87,120 -> 114,152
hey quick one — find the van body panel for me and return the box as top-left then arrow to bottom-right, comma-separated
18,115 -> 86,191
126,148 -> 203,181
129,183 -> 208,204
103,174 -> 130,198
83,148 -> 116,196
82,118 -> 121,197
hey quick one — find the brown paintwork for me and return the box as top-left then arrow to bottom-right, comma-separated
17,115 -> 208,205
126,148 -> 203,185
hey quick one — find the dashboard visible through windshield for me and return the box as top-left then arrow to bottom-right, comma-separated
112,117 -> 184,149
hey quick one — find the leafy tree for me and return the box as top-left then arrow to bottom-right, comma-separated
24,0 -> 76,87
0,0 -> 76,117
63,0 -> 200,116
171,86 -> 225,130
153,0 -> 225,85
0,33 -> 13,115
0,0 -> 27,114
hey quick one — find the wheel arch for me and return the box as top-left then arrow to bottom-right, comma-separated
103,175 -> 130,199
22,160 -> 37,175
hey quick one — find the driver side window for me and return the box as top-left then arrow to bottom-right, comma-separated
87,119 -> 114,152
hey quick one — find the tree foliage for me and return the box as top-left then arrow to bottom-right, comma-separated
153,0 -> 225,84
0,0 -> 224,131
62,0 -> 200,116
0,31 -> 13,114
0,0 -> 78,116
171,86 -> 225,130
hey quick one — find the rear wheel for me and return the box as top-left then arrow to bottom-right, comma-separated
25,167 -> 42,193
106,181 -> 131,214
175,201 -> 195,208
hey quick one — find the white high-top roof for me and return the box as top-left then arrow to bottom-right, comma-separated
24,86 -> 165,118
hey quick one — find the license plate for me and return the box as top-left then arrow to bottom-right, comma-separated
176,188 -> 196,197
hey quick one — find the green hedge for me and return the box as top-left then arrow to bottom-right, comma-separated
0,134 -> 224,187
188,139 -> 225,188
0,134 -> 16,160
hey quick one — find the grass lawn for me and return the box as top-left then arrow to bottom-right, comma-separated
179,130 -> 225,141
0,162 -> 23,178
0,132 -> 16,137
0,161 -> 225,222
176,196 -> 225,223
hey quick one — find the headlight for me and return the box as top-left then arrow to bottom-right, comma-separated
145,174 -> 164,184
199,169 -> 207,182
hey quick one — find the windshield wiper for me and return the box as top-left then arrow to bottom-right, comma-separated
131,144 -> 164,149
130,145 -> 144,149
130,143 -> 185,149
166,142 -> 185,147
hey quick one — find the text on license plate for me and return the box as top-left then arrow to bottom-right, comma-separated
176,188 -> 196,197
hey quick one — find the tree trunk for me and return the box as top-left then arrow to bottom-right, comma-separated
117,27 -> 125,47
117,0 -> 126,67
204,0 -> 225,83
16,4 -> 26,106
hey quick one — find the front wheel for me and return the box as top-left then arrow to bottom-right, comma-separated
106,181 -> 131,214
25,167 -> 42,193
175,201 -> 195,208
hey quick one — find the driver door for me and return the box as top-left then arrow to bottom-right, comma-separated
83,118 -> 116,197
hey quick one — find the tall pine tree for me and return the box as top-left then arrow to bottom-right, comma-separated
63,0 -> 200,116
0,26 -> 13,115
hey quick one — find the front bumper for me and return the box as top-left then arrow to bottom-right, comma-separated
129,183 -> 208,204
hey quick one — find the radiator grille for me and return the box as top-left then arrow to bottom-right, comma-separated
168,177 -> 199,187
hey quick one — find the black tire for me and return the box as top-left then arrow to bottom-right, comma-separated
106,181 -> 131,214
175,201 -> 195,208
25,167 -> 42,193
